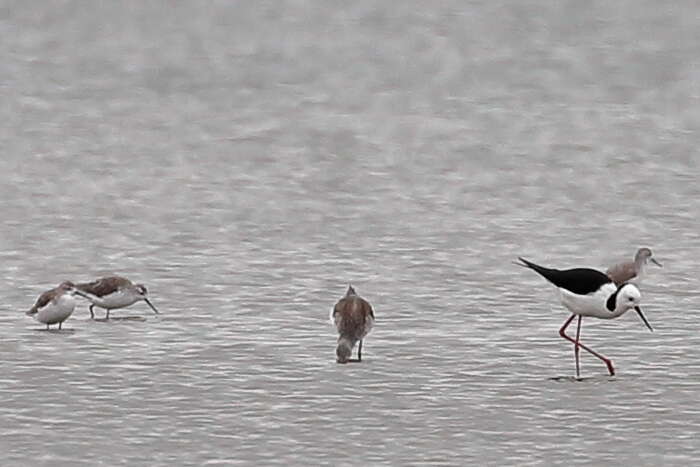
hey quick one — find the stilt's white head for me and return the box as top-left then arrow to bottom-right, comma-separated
610,283 -> 652,332
616,283 -> 641,311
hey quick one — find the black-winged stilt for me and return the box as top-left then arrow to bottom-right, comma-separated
517,257 -> 653,378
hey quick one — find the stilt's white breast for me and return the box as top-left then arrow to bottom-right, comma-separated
559,282 -> 617,318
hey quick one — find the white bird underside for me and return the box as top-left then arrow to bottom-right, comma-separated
33,295 -> 76,325
82,290 -> 140,309
559,283 -> 618,319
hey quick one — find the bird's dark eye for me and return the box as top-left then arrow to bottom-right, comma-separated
628,297 -> 634,301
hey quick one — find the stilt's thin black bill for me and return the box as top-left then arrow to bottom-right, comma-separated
635,306 -> 653,332
145,298 -> 159,314
651,258 -> 663,267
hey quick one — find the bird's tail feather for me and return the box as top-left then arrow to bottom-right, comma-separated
516,257 -> 554,275
515,257 -> 563,287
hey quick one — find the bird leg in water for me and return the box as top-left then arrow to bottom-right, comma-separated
575,315 -> 582,379
559,314 -> 615,377
358,340 -> 363,362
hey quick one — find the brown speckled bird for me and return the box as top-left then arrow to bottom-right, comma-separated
331,285 -> 375,364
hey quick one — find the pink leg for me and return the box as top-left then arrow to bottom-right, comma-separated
559,314 -> 615,376
575,315 -> 582,378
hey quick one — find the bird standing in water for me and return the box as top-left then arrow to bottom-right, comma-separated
606,247 -> 662,285
517,257 -> 653,378
74,276 -> 159,320
26,281 -> 77,330
331,285 -> 375,364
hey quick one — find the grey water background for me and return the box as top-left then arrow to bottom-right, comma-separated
1,1 -> 699,465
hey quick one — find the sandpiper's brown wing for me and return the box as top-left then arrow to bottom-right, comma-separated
606,261 -> 637,285
76,276 -> 131,297
28,287 -> 58,314
333,296 -> 373,339
331,299 -> 344,327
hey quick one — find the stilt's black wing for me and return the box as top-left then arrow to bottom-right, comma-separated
517,257 -> 612,295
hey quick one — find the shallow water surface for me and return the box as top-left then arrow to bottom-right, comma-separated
1,1 -> 700,465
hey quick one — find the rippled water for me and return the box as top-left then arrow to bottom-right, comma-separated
1,1 -> 700,465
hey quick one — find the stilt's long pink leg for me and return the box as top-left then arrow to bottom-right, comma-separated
575,315 -> 582,378
559,314 -> 615,376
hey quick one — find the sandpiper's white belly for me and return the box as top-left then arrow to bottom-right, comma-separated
361,316 -> 374,339
559,283 -> 618,319
35,295 -> 75,325
92,290 -> 140,309
632,264 -> 646,284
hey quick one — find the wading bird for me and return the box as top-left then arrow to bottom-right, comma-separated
606,247 -> 662,285
517,257 -> 653,378
75,276 -> 159,320
331,285 -> 375,364
26,281 -> 77,330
